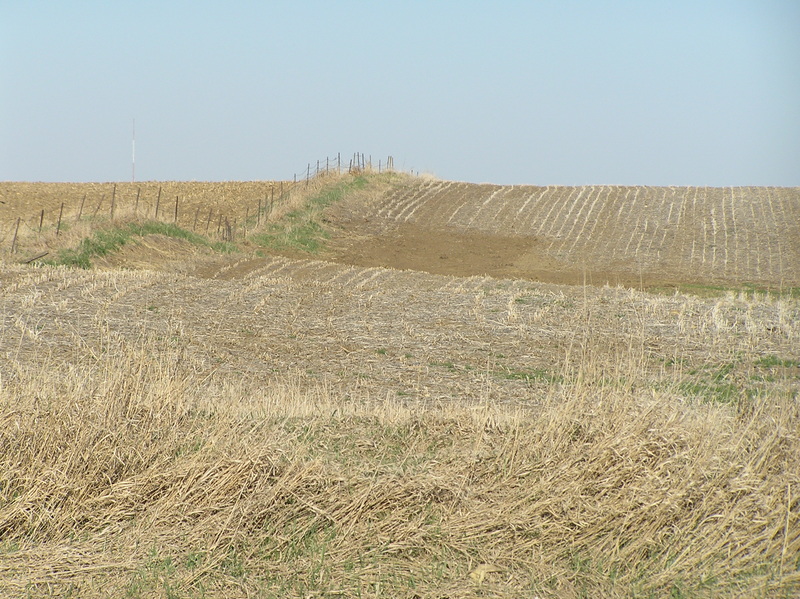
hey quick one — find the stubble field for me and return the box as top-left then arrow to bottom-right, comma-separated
1,172 -> 799,597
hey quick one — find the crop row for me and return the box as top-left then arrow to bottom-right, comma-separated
370,182 -> 800,286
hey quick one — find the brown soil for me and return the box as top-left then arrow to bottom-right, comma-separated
314,177 -> 800,290
324,222 -> 656,288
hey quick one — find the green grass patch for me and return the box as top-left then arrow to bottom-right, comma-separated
496,366 -> 562,384
678,380 -> 740,404
648,282 -> 800,299
754,355 -> 799,369
251,174 -> 374,254
45,221 -> 238,268
429,360 -> 458,372
254,218 -> 328,253
677,362 -> 743,404
126,547 -> 181,599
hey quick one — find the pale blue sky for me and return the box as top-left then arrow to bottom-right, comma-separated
1,1 -> 798,185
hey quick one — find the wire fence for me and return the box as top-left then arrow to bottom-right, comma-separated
0,153 -> 395,256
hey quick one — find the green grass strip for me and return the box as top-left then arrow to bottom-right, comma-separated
47,221 -> 237,269
251,175 -> 371,253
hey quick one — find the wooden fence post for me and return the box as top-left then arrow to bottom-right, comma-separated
193,206 -> 200,231
205,209 -> 213,235
11,217 -> 20,253
134,187 -> 140,217
56,203 -> 64,236
77,194 -> 86,221
155,186 -> 162,219
110,183 -> 116,220
39,209 -> 44,233
174,196 -> 179,224
93,195 -> 104,217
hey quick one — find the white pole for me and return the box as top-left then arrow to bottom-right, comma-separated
131,118 -> 136,183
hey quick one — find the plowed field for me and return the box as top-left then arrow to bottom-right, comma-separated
3,175 -> 799,288
323,178 -> 800,288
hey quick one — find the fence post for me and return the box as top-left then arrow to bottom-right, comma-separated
56,203 -> 64,236
174,196 -> 179,224
257,197 -> 262,226
337,152 -> 341,174
155,187 -> 161,219
93,195 -> 104,217
134,187 -> 140,217
77,194 -> 86,221
193,206 -> 200,231
110,183 -> 116,220
205,209 -> 213,235
306,164 -> 310,186
11,217 -> 20,253
39,209 -> 44,233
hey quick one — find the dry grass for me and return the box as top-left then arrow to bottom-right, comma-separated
1,173 -> 799,597
0,173 -> 349,262
1,323 -> 798,597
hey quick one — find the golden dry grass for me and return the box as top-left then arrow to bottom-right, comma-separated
1,173 -> 799,597
1,267 -> 799,598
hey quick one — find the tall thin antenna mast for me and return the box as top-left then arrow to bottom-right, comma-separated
131,118 -> 136,183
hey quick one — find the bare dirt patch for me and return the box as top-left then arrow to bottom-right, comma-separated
318,177 -> 800,290
325,222 -> 654,287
